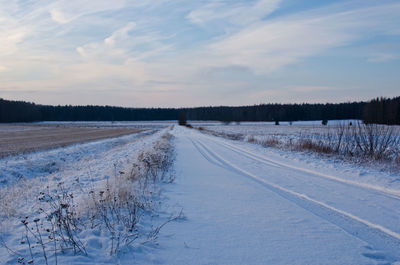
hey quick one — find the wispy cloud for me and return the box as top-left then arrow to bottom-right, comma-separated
204,2 -> 400,74
49,0 -> 127,24
76,22 -> 136,62
187,0 -> 281,27
104,22 -> 136,46
367,53 -> 399,63
0,5 -> 28,57
0,0 -> 399,107
0,27 -> 26,56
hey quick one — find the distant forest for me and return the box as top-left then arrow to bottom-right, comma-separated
0,96 -> 399,125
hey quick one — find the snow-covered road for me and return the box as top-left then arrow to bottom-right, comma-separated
143,126 -> 400,264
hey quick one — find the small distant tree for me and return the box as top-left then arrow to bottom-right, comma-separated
275,120 -> 280,125
178,112 -> 187,126
322,119 -> 328,126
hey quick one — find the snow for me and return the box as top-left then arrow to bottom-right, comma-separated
194,119 -> 359,126
0,130 -> 156,186
0,128 -> 174,264
197,121 -> 400,170
146,126 -> 400,264
1,123 -> 400,264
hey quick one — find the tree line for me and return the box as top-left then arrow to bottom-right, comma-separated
0,98 -> 42,122
0,96 -> 398,124
363,96 -> 400,125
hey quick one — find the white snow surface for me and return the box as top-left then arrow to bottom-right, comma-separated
0,128 -> 171,264
0,129 -> 156,187
1,124 -> 400,264
144,126 -> 400,264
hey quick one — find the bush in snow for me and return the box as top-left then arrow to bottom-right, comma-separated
1,133 -> 178,264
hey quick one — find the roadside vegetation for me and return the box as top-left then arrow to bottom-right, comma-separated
0,132 -> 178,264
197,122 -> 400,170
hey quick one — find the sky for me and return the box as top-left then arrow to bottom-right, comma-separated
0,0 -> 399,107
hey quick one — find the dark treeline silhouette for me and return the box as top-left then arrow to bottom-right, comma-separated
363,97 -> 400,125
0,97 -> 398,124
184,102 -> 365,122
0,98 -> 42,122
39,105 -> 180,121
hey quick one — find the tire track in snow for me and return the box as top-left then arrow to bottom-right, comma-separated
202,134 -> 400,200
193,138 -> 400,259
190,138 -> 226,169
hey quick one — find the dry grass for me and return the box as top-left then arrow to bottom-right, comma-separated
289,123 -> 400,162
0,132 -> 177,263
196,127 -> 244,141
295,138 -> 334,154
198,123 -> 400,169
259,137 -> 280,148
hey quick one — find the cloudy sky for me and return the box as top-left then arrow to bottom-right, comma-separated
0,0 -> 399,107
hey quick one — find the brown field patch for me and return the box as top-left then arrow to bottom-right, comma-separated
0,124 -> 143,158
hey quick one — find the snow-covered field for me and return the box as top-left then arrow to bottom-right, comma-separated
197,120 -> 400,169
0,126 -> 179,264
1,122 -> 400,264
0,124 -> 143,158
195,120 -> 372,143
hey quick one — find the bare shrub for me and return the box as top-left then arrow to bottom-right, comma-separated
82,177 -> 145,255
285,122 -> 400,164
223,132 -> 244,141
80,133 -> 176,255
2,182 -> 88,265
38,183 -> 87,256
259,137 -> 280,148
351,122 -> 399,160
246,136 -> 256,143
334,123 -> 347,153
5,132 -> 177,263
295,139 -> 333,154
198,122 -> 400,168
